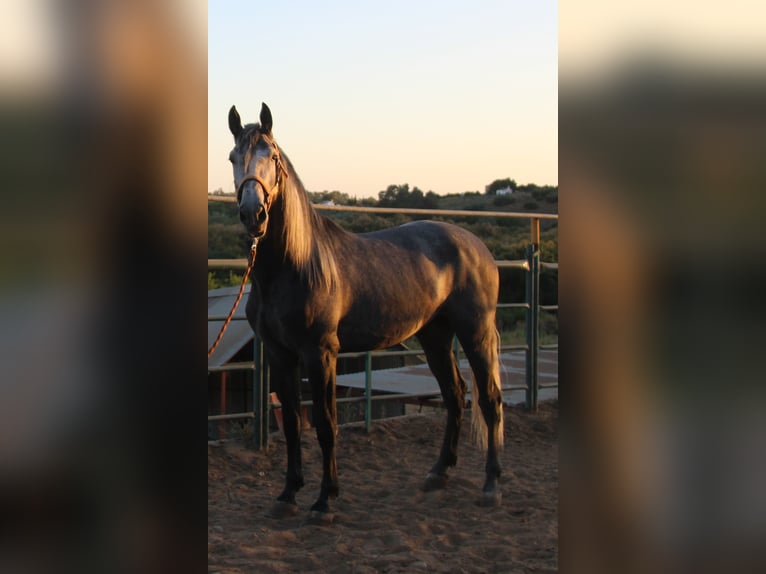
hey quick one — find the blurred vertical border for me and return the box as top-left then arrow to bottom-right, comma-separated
0,1 -> 207,572
4,1 -> 766,573
560,2 -> 766,573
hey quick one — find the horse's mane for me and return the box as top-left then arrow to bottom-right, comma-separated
276,146 -> 340,292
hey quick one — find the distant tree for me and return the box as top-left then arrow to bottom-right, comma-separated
378,183 -> 407,207
423,191 -> 440,209
376,184 -> 443,208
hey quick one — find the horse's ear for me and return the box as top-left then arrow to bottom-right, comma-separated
228,105 -> 243,139
260,102 -> 273,135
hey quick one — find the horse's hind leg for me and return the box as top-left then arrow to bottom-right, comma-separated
455,319 -> 504,504
417,316 -> 468,491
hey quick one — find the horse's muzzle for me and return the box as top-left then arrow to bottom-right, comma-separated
240,204 -> 268,238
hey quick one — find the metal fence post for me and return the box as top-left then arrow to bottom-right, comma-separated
365,351 -> 372,432
525,218 -> 541,411
262,351 -> 270,448
253,335 -> 268,449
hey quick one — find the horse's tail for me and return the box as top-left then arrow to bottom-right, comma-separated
470,327 -> 505,451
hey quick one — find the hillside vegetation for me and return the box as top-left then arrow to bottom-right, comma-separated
209,182 -> 557,262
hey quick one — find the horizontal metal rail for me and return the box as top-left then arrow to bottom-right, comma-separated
209,258 -> 248,269
207,342 -> 534,378
210,258 -> 532,271
336,348 -> 427,360
207,353 -> 556,424
209,341 -> 535,366
265,383 -> 536,412
318,204 -> 560,220
500,344 -> 530,351
497,260 -> 529,270
538,382 -> 560,389
207,361 -> 253,373
497,303 -> 530,309
209,194 -> 559,221
209,195 -> 238,203
208,412 -> 255,421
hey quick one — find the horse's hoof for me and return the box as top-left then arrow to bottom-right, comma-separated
306,510 -> 335,525
422,472 -> 448,492
478,490 -> 502,507
267,500 -> 299,518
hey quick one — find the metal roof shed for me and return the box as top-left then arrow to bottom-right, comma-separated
208,285 -> 254,369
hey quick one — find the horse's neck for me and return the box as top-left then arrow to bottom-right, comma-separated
253,184 -> 313,280
253,214 -> 291,270
253,181 -> 342,295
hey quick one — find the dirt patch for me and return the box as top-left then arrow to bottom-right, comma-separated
209,401 -> 558,573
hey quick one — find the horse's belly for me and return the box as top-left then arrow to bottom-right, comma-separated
336,265 -> 454,351
336,308 -> 436,352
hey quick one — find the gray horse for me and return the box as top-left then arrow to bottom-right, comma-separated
228,103 -> 504,519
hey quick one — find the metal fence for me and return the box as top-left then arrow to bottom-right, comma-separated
208,197 -> 558,448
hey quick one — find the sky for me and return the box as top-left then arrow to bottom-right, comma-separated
208,1 -> 558,198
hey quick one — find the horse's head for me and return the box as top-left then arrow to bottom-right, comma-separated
228,102 -> 287,238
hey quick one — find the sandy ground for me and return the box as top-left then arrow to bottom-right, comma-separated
208,401 -> 558,573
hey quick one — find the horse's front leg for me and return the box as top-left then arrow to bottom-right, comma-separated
266,346 -> 304,515
303,340 -> 340,518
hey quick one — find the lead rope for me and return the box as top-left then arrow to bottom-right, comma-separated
208,238 -> 259,358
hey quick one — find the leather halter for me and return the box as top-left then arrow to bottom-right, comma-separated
235,131 -> 288,210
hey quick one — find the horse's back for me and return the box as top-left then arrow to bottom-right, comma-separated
362,220 -> 494,265
361,220 -> 498,298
